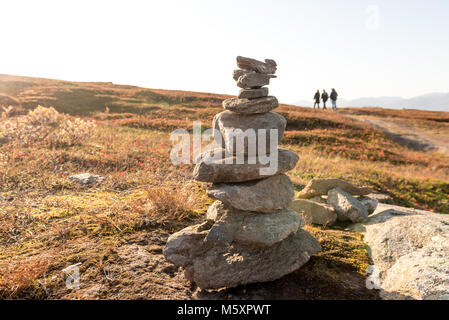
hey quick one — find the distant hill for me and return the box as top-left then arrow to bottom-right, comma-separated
296,92 -> 449,112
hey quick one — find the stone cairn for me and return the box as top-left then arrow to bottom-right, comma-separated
163,56 -> 321,290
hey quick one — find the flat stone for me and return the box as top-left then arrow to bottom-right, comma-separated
205,201 -> 304,247
237,73 -> 275,89
206,174 -> 294,213
213,111 -> 286,155
327,187 -> 369,222
289,199 -> 337,226
236,56 -> 277,74
297,178 -> 372,199
232,69 -> 255,81
350,203 -> 449,300
223,96 -> 278,114
238,87 -> 269,99
163,221 -> 213,267
193,148 -> 299,183
164,224 -> 321,289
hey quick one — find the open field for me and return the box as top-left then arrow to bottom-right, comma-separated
1,74 -> 448,299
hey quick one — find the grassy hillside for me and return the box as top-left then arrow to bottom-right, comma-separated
0,74 -> 448,299
1,73 -> 447,212
0,74 -> 230,116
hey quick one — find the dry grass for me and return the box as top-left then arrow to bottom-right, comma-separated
339,107 -> 449,122
0,254 -> 53,299
0,73 -> 448,299
0,105 -> 95,147
142,184 -> 203,226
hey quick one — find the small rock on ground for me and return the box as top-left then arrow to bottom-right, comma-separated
68,173 -> 105,185
327,187 -> 368,222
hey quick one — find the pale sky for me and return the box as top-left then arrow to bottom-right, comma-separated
1,0 -> 448,104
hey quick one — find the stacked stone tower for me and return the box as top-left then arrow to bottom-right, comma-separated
163,56 -> 321,290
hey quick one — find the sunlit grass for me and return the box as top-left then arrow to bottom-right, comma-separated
0,74 -> 448,298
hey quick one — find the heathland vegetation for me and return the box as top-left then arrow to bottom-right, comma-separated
0,74 -> 448,299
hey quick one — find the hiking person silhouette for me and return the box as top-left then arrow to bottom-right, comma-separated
313,90 -> 320,109
330,88 -> 338,111
321,90 -> 329,109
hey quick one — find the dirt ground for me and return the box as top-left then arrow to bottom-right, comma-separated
353,116 -> 449,156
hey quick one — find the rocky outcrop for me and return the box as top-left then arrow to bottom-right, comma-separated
350,203 -> 449,300
164,56 -> 320,290
364,193 -> 392,203
238,87 -> 268,99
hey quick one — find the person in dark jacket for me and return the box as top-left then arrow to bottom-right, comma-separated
321,90 -> 329,109
313,90 -> 320,109
330,88 -> 338,111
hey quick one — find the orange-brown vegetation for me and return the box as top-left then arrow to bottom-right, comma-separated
0,74 -> 447,299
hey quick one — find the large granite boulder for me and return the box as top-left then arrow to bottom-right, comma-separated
213,111 -> 286,155
193,148 -> 299,183
207,174 -> 294,213
350,203 -> 449,300
223,96 -> 278,114
297,178 -> 372,199
164,55 -> 321,291
327,187 -> 369,222
205,201 -> 304,247
164,223 -> 320,290
289,199 -> 337,226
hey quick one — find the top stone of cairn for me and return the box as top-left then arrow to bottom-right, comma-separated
236,56 -> 277,74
